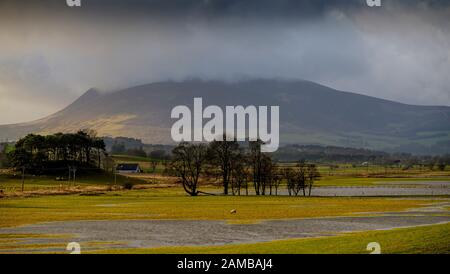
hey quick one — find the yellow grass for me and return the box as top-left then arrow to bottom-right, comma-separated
0,187 -> 444,228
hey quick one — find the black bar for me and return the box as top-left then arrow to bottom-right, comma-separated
3,254 -> 447,273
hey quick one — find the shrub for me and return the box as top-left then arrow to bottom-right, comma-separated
122,182 -> 134,190
437,163 -> 446,171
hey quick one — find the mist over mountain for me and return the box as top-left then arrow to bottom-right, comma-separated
0,79 -> 449,154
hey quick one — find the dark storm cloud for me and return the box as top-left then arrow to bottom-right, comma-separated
3,0 -> 361,17
2,0 -> 448,19
35,0 -> 450,18
0,0 -> 449,124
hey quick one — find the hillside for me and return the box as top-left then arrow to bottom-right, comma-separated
0,79 -> 449,153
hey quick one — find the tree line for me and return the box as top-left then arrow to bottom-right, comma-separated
273,144 -> 450,169
7,131 -> 106,174
170,138 -> 320,196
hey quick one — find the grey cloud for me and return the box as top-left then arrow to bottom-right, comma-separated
0,0 -> 449,124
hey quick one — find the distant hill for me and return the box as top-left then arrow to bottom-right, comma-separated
273,144 -> 389,163
1,79 -> 449,154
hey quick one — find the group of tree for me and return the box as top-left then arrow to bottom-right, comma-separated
170,137 -> 320,197
283,161 -> 320,196
382,155 -> 449,171
423,155 -> 450,171
110,142 -> 147,157
103,136 -> 144,152
148,149 -> 171,161
273,145 -> 389,163
273,145 -> 450,170
7,131 -> 106,174
106,136 -> 172,161
0,143 -> 12,168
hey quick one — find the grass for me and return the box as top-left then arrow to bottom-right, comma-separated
0,240 -> 123,254
0,187 -> 444,228
112,155 -> 167,173
0,172 -> 145,193
3,222 -> 448,254
112,155 -> 155,163
0,167 -> 448,254
93,222 -> 450,254
1,169 -> 447,193
112,155 -> 450,177
0,233 -> 69,239
315,177 -> 450,187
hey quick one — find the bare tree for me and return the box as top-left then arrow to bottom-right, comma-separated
208,136 -> 240,195
272,172 -> 282,196
284,161 -> 309,196
171,142 -> 208,196
298,161 -> 308,196
284,167 -> 295,196
259,154 -> 276,195
150,159 -> 158,173
306,164 -> 320,196
249,140 -> 265,195
230,154 -> 250,196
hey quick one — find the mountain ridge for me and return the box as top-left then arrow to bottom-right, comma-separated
1,79 -> 449,153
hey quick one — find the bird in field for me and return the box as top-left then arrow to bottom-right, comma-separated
230,209 -> 237,214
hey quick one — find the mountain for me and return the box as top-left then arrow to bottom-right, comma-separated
1,79 -> 449,153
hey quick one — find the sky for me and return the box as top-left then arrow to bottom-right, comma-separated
0,0 -> 449,125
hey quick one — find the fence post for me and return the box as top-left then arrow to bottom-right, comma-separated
21,166 -> 25,192
73,167 -> 77,187
68,167 -> 71,188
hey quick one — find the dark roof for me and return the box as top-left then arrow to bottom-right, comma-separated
116,163 -> 140,171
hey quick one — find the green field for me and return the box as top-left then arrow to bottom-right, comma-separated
112,155 -> 168,173
95,222 -> 450,254
0,164 -> 448,254
0,187 -> 448,253
0,172 -> 143,193
110,154 -> 450,176
3,223 -> 447,254
1,171 -> 447,193
315,177 -> 450,187
0,187 -> 440,228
